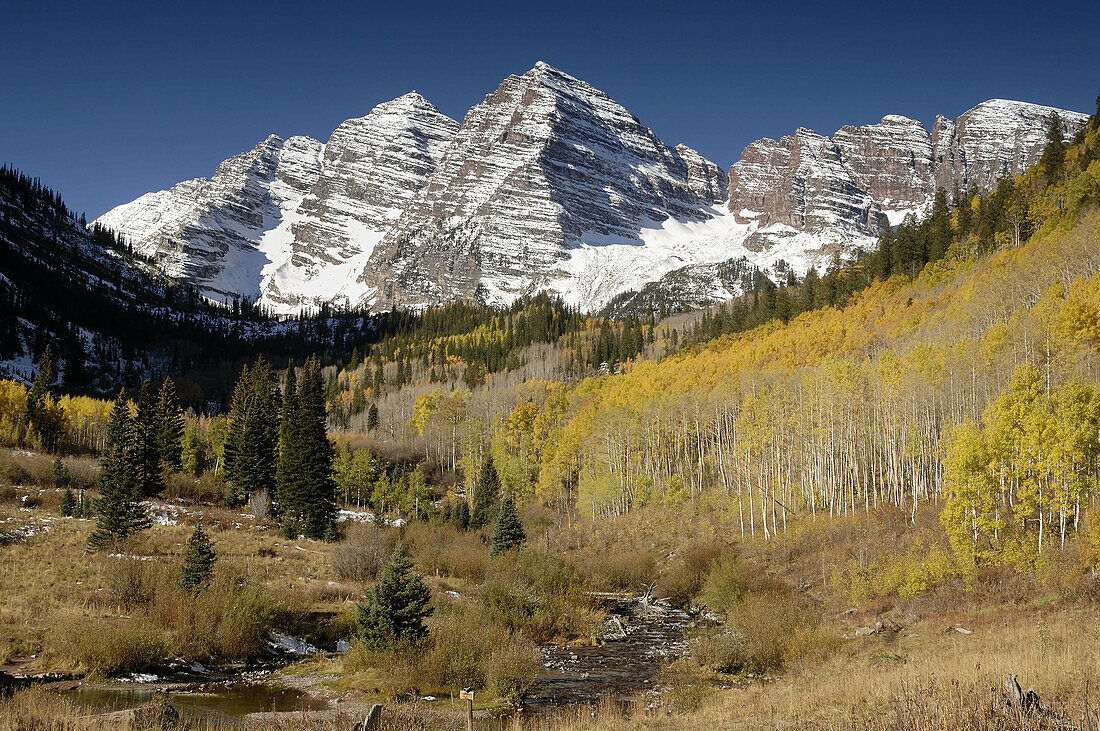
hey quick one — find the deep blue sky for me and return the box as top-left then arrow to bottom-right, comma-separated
3,0 -> 1097,218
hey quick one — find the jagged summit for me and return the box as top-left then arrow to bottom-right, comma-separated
358,59 -> 728,311
93,69 -> 1088,316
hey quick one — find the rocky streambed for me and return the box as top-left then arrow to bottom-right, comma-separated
521,594 -> 704,710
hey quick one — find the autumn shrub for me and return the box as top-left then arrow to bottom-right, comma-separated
345,598 -> 539,702
689,587 -> 837,675
661,540 -> 725,606
580,546 -> 659,592
50,616 -> 170,675
481,549 -> 600,642
332,522 -> 397,582
406,522 -> 487,582
701,549 -> 749,614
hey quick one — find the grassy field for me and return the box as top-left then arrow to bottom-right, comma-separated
3,453 -> 1100,729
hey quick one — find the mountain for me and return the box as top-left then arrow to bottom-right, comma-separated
0,166 -> 376,394
96,94 -> 458,315
360,62 -> 729,311
94,64 -> 1088,315
724,100 -> 1089,267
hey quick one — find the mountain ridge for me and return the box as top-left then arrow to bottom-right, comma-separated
92,63 -> 1088,315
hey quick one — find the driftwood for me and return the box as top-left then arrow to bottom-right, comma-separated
91,698 -> 180,728
1002,673 -> 1046,714
359,703 -> 383,730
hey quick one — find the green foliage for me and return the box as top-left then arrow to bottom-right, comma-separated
222,359 -> 280,507
58,487 -> 76,517
356,544 -> 433,649
178,524 -> 217,594
88,393 -> 149,549
470,455 -> 500,529
276,357 -> 336,539
132,381 -> 164,498
156,378 -> 184,472
489,497 -> 526,558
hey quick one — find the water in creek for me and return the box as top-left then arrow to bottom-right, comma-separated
522,596 -> 695,709
65,597 -> 698,720
70,682 -> 330,721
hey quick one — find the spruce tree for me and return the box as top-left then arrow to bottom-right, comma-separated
156,377 -> 185,472
58,487 -> 76,517
1040,111 -> 1066,178
131,381 -> 164,498
223,359 -> 280,506
296,358 -> 337,539
490,496 -> 526,558
470,454 -> 500,528
367,402 -> 379,431
88,394 -> 149,549
52,454 -> 70,488
355,544 -> 433,649
179,523 -> 217,594
275,363 -> 299,516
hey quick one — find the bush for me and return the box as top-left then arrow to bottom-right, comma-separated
701,550 -> 749,614
345,599 -> 539,702
51,616 -> 170,675
581,547 -> 658,592
332,523 -> 396,582
690,586 -> 838,675
406,523 -> 488,582
661,541 -> 725,606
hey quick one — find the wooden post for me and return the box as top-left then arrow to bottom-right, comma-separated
460,688 -> 474,731
362,703 -> 382,730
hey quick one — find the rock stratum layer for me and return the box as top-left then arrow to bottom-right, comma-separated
95,66 -> 1087,315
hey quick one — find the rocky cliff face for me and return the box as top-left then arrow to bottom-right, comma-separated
95,96 -> 458,314
95,135 -> 324,306
360,62 -> 727,311
727,100 -> 1089,262
95,63 -> 1088,316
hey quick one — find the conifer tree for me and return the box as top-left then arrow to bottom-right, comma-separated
156,377 -> 184,472
223,359 -> 280,506
453,499 -> 470,529
276,358 -> 335,538
88,393 -> 149,549
26,346 -> 61,451
470,454 -> 500,528
298,358 -> 337,538
58,486 -> 76,517
275,363 -> 299,514
355,544 -> 433,649
367,402 -> 379,431
52,455 -> 70,489
1040,111 -> 1066,178
490,496 -> 526,558
132,381 -> 164,498
179,523 -> 217,594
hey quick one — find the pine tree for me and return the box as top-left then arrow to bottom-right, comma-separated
470,454 -> 500,528
277,358 -> 335,538
355,544 -> 433,649
223,359 -> 280,506
156,378 -> 185,472
26,345 -> 61,451
132,381 -> 164,498
490,496 -> 526,558
88,394 -> 149,549
297,358 -> 337,539
52,455 -> 70,489
58,487 -> 76,517
1040,111 -> 1066,178
179,523 -> 217,594
367,402 -> 379,431
453,499 -> 470,529
275,363 -> 299,516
